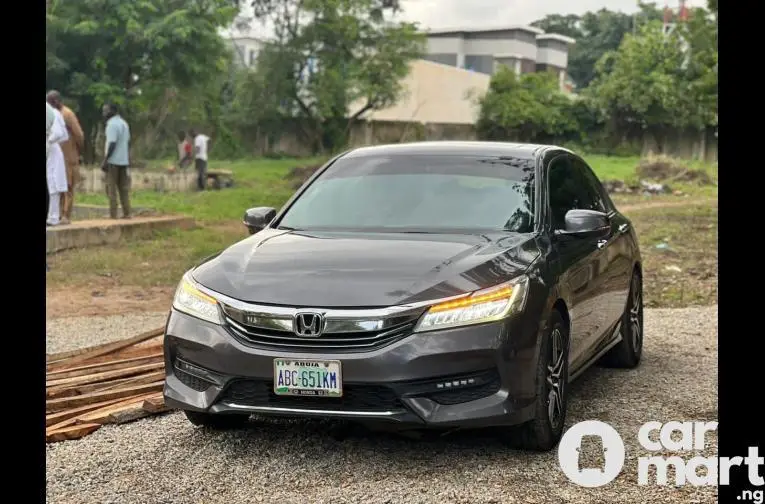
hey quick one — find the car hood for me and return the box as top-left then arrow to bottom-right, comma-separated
191,229 -> 540,308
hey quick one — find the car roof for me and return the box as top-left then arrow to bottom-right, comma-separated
341,141 -> 574,160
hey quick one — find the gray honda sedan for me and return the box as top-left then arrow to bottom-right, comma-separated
163,141 -> 643,451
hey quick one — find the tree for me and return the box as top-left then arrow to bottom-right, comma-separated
529,14 -> 581,39
46,0 -> 237,161
244,0 -> 425,153
531,3 -> 664,89
476,68 -> 577,143
586,15 -> 717,151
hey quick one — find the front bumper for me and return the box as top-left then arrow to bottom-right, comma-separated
163,308 -> 542,429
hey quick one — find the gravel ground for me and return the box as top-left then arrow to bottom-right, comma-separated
46,306 -> 718,504
46,312 -> 168,354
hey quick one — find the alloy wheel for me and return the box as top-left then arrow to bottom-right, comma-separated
629,277 -> 643,352
546,327 -> 565,430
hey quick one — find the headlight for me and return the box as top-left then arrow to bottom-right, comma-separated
172,272 -> 223,325
414,275 -> 529,332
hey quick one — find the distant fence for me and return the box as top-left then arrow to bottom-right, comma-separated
246,120 -> 479,157
244,119 -> 717,162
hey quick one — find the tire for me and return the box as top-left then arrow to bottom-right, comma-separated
184,410 -> 251,430
600,271 -> 643,368
504,309 -> 569,452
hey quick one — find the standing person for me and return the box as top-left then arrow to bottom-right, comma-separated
47,90 -> 85,223
47,104 -> 69,226
177,131 -> 192,170
190,129 -> 210,190
100,103 -> 132,219
46,102 -> 55,225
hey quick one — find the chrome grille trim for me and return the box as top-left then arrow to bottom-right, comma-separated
225,318 -> 416,350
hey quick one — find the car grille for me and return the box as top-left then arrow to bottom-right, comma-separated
218,379 -> 405,412
224,320 -> 416,352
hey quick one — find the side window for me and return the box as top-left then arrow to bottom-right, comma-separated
548,156 -> 599,230
574,159 -> 611,213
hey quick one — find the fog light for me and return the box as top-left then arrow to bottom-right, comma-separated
435,377 -> 477,389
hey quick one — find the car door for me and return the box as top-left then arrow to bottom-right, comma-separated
546,155 -> 609,370
575,158 -> 633,343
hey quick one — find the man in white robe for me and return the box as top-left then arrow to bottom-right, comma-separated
47,106 -> 69,226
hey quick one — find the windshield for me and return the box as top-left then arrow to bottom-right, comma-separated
278,154 -> 535,233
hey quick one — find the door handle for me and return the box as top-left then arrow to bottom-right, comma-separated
597,239 -> 608,249
618,223 -> 629,234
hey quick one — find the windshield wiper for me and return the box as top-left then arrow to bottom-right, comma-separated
277,225 -> 303,231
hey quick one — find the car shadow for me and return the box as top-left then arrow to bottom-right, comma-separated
182,360 -> 634,467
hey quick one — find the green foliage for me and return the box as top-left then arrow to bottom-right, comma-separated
46,0 -> 237,161
531,3 -> 664,89
249,0 -> 425,153
476,68 -> 577,143
586,13 -> 717,143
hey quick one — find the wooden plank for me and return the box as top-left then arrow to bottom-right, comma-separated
46,337 -> 134,363
46,423 -> 102,443
46,352 -> 164,380
142,394 -> 170,413
96,371 -> 166,392
107,406 -> 155,424
46,327 -> 164,370
46,381 -> 165,413
76,392 -> 161,424
46,371 -> 166,400
46,392 -> 160,432
48,343 -> 164,371
46,332 -> 162,365
47,376 -> 138,400
45,397 -> 130,427
46,362 -> 165,388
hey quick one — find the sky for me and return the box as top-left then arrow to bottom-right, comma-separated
395,0 -> 708,30
230,0 -> 708,39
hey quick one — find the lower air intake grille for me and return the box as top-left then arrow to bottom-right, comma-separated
175,368 -> 214,392
219,379 -> 404,412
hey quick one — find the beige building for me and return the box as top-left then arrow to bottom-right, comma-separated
351,59 -> 491,126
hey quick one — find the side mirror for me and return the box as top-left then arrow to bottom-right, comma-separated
557,209 -> 610,239
243,207 -> 276,235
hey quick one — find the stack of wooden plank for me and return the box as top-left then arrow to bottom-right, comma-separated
46,327 -> 173,443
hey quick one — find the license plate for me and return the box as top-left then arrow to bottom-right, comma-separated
273,359 -> 342,397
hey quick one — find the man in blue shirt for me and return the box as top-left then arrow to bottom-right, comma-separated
100,103 -> 132,219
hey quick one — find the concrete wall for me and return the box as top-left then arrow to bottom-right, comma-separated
463,35 -> 537,62
77,168 -> 198,193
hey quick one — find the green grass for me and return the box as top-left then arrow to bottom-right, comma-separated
76,158 -> 326,223
584,154 -> 718,197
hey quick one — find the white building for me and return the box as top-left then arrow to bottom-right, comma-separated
219,2 -> 267,67
423,25 -> 576,89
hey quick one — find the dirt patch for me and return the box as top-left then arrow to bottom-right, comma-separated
620,198 -> 717,213
286,164 -> 322,189
629,203 -> 718,308
46,282 -> 173,319
636,156 -> 714,185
